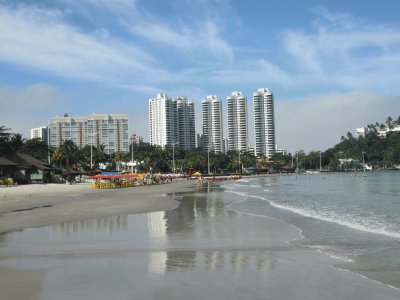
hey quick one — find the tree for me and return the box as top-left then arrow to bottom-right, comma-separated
59,140 -> 79,170
0,126 -> 12,156
52,148 -> 63,168
9,133 -> 26,152
111,151 -> 127,171
21,138 -> 49,161
386,116 -> 393,129
346,131 -> 354,140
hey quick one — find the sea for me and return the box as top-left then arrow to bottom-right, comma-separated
1,171 -> 400,299
222,170 -> 400,289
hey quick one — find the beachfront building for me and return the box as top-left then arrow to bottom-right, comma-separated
253,88 -> 276,158
49,113 -> 129,154
30,126 -> 49,144
202,95 -> 223,153
149,93 -> 178,149
355,125 -> 400,138
149,93 -> 196,150
227,91 -> 248,152
176,96 -> 196,150
130,133 -> 143,145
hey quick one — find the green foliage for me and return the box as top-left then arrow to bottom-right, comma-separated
21,138 -> 49,161
322,116 -> 400,169
59,140 -> 79,170
0,125 -> 13,156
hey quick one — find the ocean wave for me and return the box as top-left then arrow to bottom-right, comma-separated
306,245 -> 354,263
226,189 -> 270,201
268,201 -> 400,239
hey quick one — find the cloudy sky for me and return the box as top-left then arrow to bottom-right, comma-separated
1,0 -> 400,153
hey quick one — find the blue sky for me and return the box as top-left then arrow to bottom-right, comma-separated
1,0 -> 400,152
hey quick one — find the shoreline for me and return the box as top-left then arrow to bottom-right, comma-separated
0,180 -> 196,234
0,180 -> 400,299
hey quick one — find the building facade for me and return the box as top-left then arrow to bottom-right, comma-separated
49,113 -> 129,154
149,93 -> 196,150
149,93 -> 177,149
202,95 -> 223,153
227,91 -> 248,152
30,126 -> 49,143
176,96 -> 196,150
253,88 -> 275,158
130,133 -> 143,145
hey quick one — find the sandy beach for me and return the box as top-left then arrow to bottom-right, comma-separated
0,180 -> 399,300
0,180 -> 195,234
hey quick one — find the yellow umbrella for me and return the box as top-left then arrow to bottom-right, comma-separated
193,171 -> 202,176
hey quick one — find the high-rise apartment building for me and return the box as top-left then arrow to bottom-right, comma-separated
149,93 -> 177,149
149,93 -> 196,150
176,96 -> 196,150
49,113 -> 129,154
30,126 -> 49,144
202,95 -> 223,153
227,91 -> 248,152
130,133 -> 143,145
253,88 -> 275,158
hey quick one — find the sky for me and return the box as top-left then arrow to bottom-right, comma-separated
1,0 -> 400,153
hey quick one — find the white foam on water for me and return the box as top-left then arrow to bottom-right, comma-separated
268,200 -> 400,239
306,245 -> 354,263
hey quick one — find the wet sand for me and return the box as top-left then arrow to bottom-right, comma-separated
0,180 -> 195,234
0,181 -> 399,300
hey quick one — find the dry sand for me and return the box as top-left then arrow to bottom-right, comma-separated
0,180 -> 196,234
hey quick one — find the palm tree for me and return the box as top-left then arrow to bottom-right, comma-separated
10,133 -> 26,152
111,151 -> 126,171
386,116 -> 393,129
0,125 -> 12,155
52,148 -> 63,168
59,140 -> 79,170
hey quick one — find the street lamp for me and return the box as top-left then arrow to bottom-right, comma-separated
131,137 -> 134,174
172,141 -> 178,173
362,151 -> 366,171
319,151 -> 322,172
207,146 -> 210,175
207,142 -> 214,175
238,149 -> 241,174
90,128 -> 99,170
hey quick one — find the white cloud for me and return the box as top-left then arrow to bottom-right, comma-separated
276,91 -> 400,153
210,59 -> 292,86
0,4 -> 153,83
124,19 -> 234,63
61,0 -> 138,15
281,7 -> 400,92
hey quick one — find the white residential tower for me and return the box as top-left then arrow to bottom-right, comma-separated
202,95 -> 223,153
253,88 -> 275,158
227,91 -> 248,152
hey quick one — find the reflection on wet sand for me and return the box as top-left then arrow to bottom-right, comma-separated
0,182 -> 278,300
146,183 -> 276,274
148,249 -> 275,275
43,183 -> 277,277
49,215 -> 128,237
